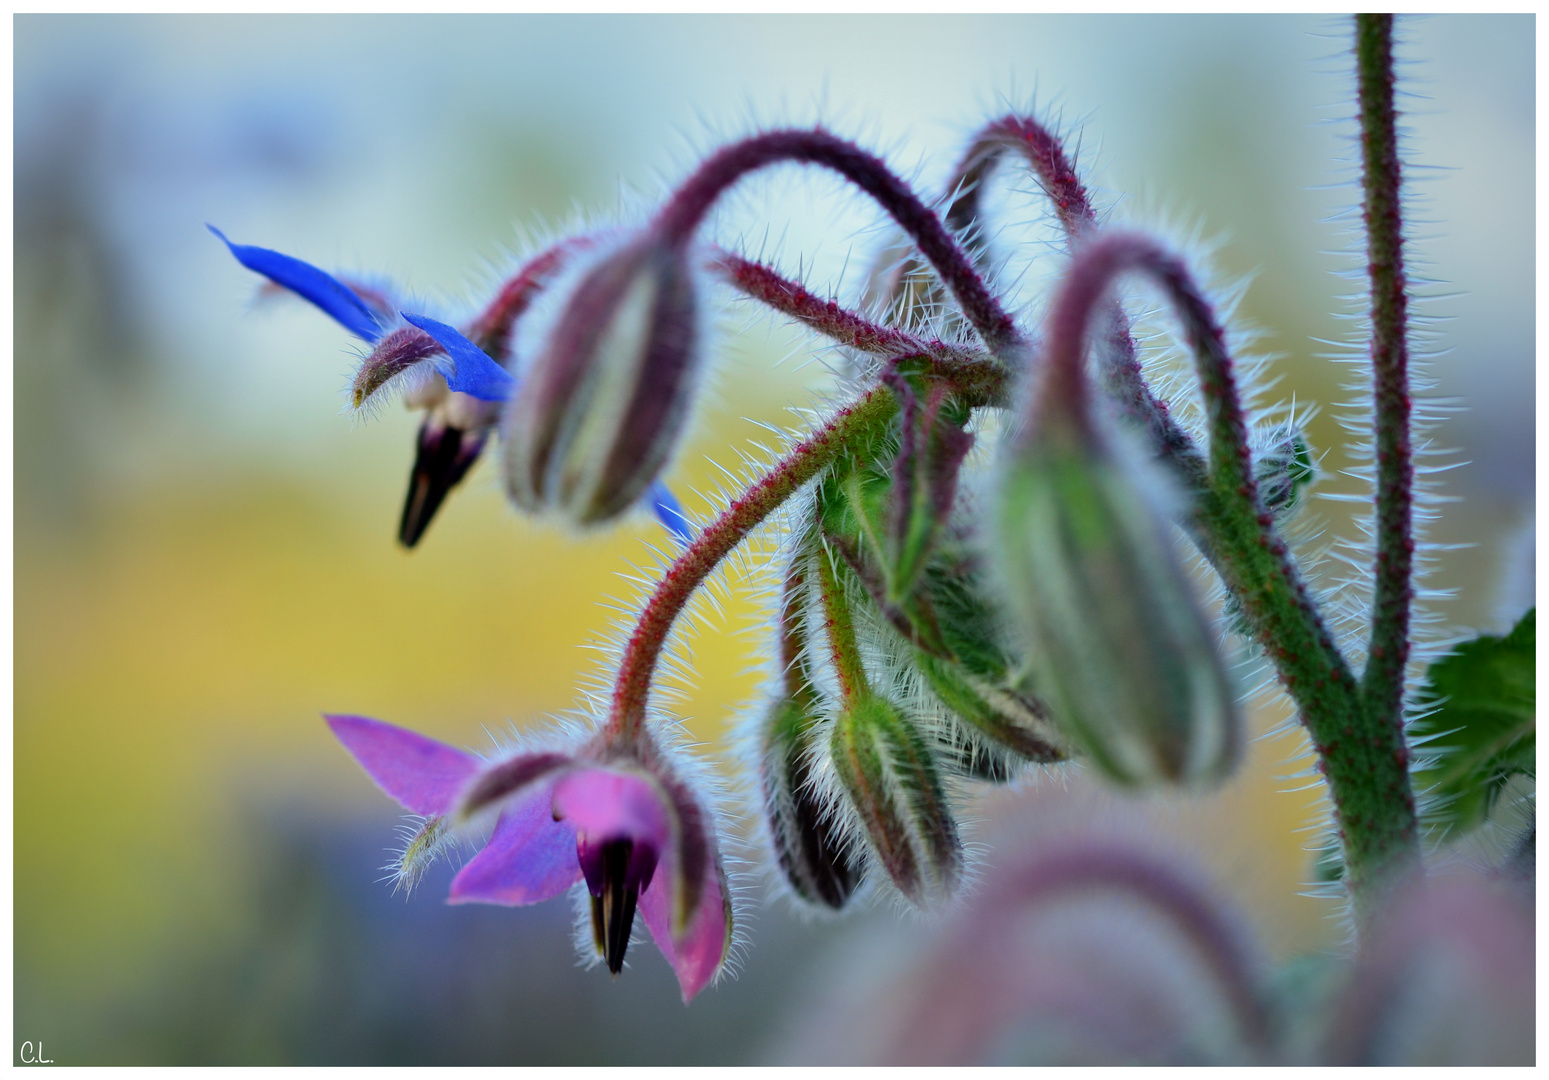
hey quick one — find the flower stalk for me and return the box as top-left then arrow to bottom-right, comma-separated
1356,14 -> 1418,773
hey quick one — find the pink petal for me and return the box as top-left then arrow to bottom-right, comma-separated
447,783 -> 582,906
326,714 -> 478,815
551,767 -> 672,852
640,857 -> 731,1002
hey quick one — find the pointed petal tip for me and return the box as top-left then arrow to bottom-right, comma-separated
212,228 -> 384,342
639,860 -> 732,1003
324,713 -> 479,816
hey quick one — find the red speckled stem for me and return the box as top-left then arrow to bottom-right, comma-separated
464,234 -> 598,360
655,129 -> 1023,357
948,114 -> 1205,488
1356,15 -> 1416,749
606,386 -> 897,742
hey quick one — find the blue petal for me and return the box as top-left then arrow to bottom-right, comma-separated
400,312 -> 518,403
209,224 -> 384,343
649,481 -> 695,548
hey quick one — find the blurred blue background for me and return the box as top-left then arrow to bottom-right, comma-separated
15,15 -> 1532,1064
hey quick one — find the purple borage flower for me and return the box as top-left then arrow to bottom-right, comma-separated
324,714 -> 732,1001
210,226 -> 694,549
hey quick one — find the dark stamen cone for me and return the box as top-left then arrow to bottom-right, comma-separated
578,835 -> 658,975
399,419 -> 486,548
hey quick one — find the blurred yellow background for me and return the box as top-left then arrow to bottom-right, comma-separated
15,14 -> 1533,1064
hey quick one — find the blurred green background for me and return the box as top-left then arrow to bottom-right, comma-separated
14,15 -> 1533,1064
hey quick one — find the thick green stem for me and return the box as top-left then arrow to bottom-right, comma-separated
1037,230 -> 1417,912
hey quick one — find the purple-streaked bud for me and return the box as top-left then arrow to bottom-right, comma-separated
759,695 -> 865,910
879,372 -> 974,604
913,651 -> 1067,765
997,420 -> 1239,786
502,233 -> 701,525
829,695 -> 961,904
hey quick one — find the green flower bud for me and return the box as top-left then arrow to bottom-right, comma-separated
997,429 -> 1240,785
829,695 -> 962,904
1253,424 -> 1315,519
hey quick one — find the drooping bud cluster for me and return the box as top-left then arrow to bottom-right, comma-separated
211,101 -> 1422,998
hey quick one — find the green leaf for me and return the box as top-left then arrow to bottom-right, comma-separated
1411,608 -> 1535,835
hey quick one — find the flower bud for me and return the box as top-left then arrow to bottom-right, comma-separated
829,695 -> 962,904
997,427 -> 1239,785
758,695 -> 865,909
1252,423 -> 1315,519
503,233 -> 702,525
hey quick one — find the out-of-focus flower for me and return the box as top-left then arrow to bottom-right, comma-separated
502,231 -> 702,527
326,714 -> 731,1001
1321,869 -> 1534,1065
776,810 -> 1269,1065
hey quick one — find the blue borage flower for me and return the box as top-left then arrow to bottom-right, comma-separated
211,226 -> 694,549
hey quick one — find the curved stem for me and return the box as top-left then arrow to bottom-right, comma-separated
1036,231 -> 1416,907
710,249 -> 929,357
997,846 -> 1271,1051
710,249 -> 1008,409
606,385 -> 899,742
1355,14 -> 1416,743
464,234 -> 597,361
946,115 -> 1205,486
655,129 -> 1022,356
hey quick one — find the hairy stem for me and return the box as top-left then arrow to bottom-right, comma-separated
606,386 -> 898,742
814,536 -> 872,706
655,128 -> 1023,356
1036,231 -> 1416,908
1356,14 -> 1416,759
465,234 -> 596,360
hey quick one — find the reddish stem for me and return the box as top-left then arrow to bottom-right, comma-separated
654,129 -> 1022,356
606,386 -> 898,742
1356,14 -> 1415,735
464,234 -> 599,361
947,114 -> 1206,486
710,249 -> 933,357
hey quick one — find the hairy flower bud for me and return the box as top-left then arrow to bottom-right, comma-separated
1252,423 -> 1315,519
503,233 -> 701,525
829,695 -> 962,904
758,694 -> 865,909
997,425 -> 1239,785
